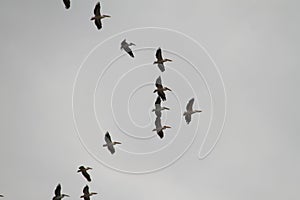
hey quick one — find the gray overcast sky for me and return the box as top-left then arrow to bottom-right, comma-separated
0,0 -> 299,199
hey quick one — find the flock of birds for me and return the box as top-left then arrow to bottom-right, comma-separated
52,166 -> 96,200
0,1 -> 204,199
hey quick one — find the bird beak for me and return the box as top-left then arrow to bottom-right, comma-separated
77,170 -> 80,173
65,194 -> 70,197
166,87 -> 172,91
166,126 -> 171,128
165,107 -> 170,110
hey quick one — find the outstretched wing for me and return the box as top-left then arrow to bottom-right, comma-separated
158,91 -> 166,101
82,171 -> 91,182
105,132 -> 112,144
155,117 -> 162,129
108,145 -> 116,154
94,2 -> 101,16
155,96 -> 161,105
156,48 -> 163,60
63,0 -> 70,9
157,130 -> 164,138
186,98 -> 194,111
83,185 -> 89,195
157,63 -> 165,72
185,114 -> 192,124
124,46 -> 134,57
95,19 -> 102,29
54,184 -> 61,196
155,76 -> 162,88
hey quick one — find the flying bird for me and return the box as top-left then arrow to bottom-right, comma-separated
52,184 -> 69,200
153,48 -> 172,72
63,0 -> 70,9
154,76 -> 171,101
90,2 -> 111,30
152,117 -> 171,139
121,39 -> 135,58
103,132 -> 121,154
80,185 -> 97,200
77,166 -> 92,182
183,98 -> 202,124
152,97 -> 170,118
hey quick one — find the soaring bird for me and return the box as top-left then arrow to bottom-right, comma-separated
62,0 -> 70,9
153,48 -> 172,72
152,117 -> 171,139
80,185 -> 97,200
77,166 -> 92,182
52,184 -> 69,200
154,76 -> 171,101
103,132 -> 121,154
183,98 -> 202,124
152,97 -> 170,118
90,2 -> 111,30
121,39 -> 135,58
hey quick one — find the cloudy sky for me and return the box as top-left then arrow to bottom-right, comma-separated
0,0 -> 299,199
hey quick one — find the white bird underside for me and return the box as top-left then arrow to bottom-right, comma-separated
184,98 -> 202,124
121,39 -> 135,57
103,132 -> 121,154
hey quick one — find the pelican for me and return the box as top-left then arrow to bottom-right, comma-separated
77,166 -> 92,182
62,0 -> 70,9
152,96 -> 170,118
80,185 -> 97,200
90,2 -> 111,30
103,132 -> 121,154
121,39 -> 135,58
52,184 -> 69,200
183,98 -> 202,124
154,76 -> 171,101
153,48 -> 172,72
152,116 -> 171,139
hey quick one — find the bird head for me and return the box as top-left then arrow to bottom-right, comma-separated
129,43 -> 136,46
114,142 -> 122,145
62,194 -> 70,198
164,126 -> 171,129
86,167 -> 93,170
163,107 -> 170,110
103,15 -> 111,18
164,87 -> 172,91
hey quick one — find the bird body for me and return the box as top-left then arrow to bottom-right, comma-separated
77,166 -> 92,182
154,76 -> 171,101
152,97 -> 170,117
80,185 -> 97,200
52,184 -> 69,200
183,98 -> 202,124
152,117 -> 171,139
103,132 -> 121,154
91,2 -> 111,30
63,0 -> 70,9
121,39 -> 135,58
153,48 -> 172,72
